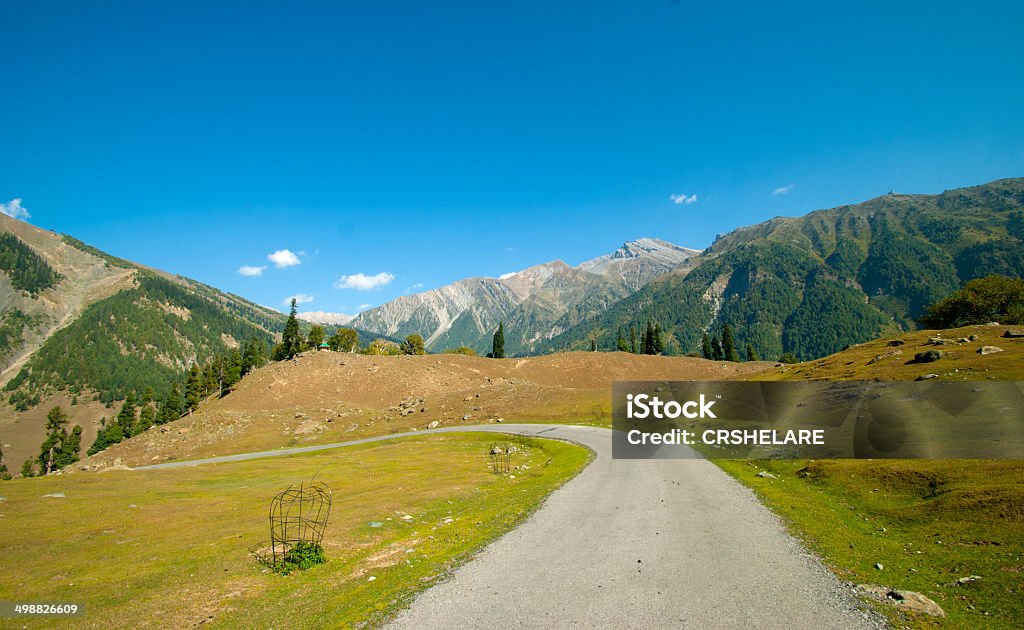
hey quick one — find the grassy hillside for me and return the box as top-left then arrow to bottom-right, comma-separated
540,178 -> 1024,361
71,350 -> 771,470
0,433 -> 590,628
722,323 -> 1024,628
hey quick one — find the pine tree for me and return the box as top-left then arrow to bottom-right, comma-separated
118,391 -> 138,436
57,426 -> 82,468
38,406 -> 79,474
630,326 -> 638,354
242,337 -> 268,375
159,384 -> 183,424
616,329 -> 629,352
701,332 -> 713,360
274,298 -> 303,360
711,337 -> 724,361
138,405 -> 156,433
221,348 -> 243,395
653,323 -> 665,354
746,344 -> 759,361
184,364 -> 203,414
721,324 -> 740,362
491,322 -> 505,359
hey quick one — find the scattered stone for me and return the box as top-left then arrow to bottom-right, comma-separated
851,585 -> 946,618
426,420 -> 440,430
977,345 -> 1004,355
0,496 -> 5,503
969,334 -> 979,341
1003,329 -> 1024,338
128,504 -> 138,508
874,563 -> 883,570
495,418 -> 504,423
490,446 -> 503,455
368,521 -> 383,528
913,350 -> 943,363
915,373 -> 939,381
755,471 -> 777,479
177,427 -> 190,435
926,337 -> 952,346
462,414 -> 472,421
867,349 -> 902,365
367,576 -> 376,582
401,514 -> 413,521
955,575 -> 982,586
886,339 -> 906,347
42,492 -> 66,499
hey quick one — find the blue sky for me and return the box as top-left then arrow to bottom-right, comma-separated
2,1 -> 1023,315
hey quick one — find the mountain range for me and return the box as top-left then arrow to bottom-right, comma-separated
0,177 -> 1022,469
349,238 -> 700,355
537,177 -> 1024,359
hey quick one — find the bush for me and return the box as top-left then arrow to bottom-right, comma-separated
277,541 -> 326,575
443,345 -> 478,356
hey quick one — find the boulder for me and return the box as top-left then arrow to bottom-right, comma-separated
856,584 -> 945,618
915,374 -> 939,381
977,345 -> 1004,355
1003,329 -> 1024,338
913,350 -> 943,363
426,420 -> 440,429
755,471 -> 777,479
867,349 -> 902,365
886,339 -> 906,347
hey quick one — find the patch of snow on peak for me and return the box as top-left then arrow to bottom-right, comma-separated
297,311 -> 356,326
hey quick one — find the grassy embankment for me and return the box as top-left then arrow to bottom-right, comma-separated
719,325 -> 1024,628
0,433 -> 591,628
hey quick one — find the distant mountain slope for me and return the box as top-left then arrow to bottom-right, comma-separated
351,238 -> 699,354
539,178 -> 1024,361
0,216 -> 288,468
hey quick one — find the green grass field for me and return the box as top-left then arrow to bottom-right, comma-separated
717,459 -> 1024,629
0,433 -> 591,629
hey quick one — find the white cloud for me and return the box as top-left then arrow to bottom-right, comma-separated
670,193 -> 698,205
772,184 -> 795,196
0,198 -> 30,220
499,272 -> 518,280
268,249 -> 301,268
335,272 -> 395,291
359,303 -> 372,310
283,293 -> 315,305
238,265 -> 267,277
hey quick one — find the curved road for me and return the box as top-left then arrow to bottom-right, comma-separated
138,424 -> 883,628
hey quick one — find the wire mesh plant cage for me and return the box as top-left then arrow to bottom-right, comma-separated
489,441 -> 513,474
251,481 -> 332,570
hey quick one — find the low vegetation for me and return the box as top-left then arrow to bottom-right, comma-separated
717,459 -> 1024,628
0,433 -> 591,628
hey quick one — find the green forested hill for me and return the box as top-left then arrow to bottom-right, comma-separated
5,272 -> 279,406
538,178 -> 1024,361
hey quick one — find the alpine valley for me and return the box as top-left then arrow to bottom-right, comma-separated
0,177 -> 1022,469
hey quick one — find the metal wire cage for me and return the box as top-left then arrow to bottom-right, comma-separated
489,442 -> 513,474
251,481 -> 332,569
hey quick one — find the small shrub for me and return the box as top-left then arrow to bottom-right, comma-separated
276,541 -> 326,575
